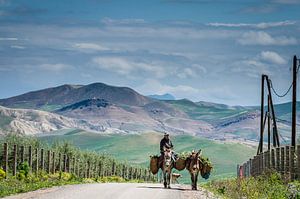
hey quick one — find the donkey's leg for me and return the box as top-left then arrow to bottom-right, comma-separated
163,172 -> 167,188
167,171 -> 171,189
194,172 -> 199,190
190,174 -> 195,190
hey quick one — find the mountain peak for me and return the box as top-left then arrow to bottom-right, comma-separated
0,82 -> 152,109
148,93 -> 176,100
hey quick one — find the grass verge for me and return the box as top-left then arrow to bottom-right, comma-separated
204,171 -> 300,199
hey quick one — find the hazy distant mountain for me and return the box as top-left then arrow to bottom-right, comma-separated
0,83 -> 152,110
148,93 -> 176,100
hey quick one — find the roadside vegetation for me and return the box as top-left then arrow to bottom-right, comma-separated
0,134 -> 153,197
205,171 -> 300,199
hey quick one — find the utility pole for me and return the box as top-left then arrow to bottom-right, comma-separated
266,76 -> 279,147
292,55 -> 297,147
268,95 -> 271,151
259,75 -> 266,154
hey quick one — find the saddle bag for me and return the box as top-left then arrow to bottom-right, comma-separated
150,156 -> 159,175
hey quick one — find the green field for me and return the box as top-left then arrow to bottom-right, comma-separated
37,130 -> 256,183
165,99 -> 250,123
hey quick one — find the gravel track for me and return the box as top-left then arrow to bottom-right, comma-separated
3,183 -> 219,199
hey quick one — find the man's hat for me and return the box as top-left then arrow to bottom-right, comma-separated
164,132 -> 169,136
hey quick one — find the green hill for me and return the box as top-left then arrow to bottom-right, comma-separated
37,130 -> 256,183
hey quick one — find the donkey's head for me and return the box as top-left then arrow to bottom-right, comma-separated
163,148 -> 173,169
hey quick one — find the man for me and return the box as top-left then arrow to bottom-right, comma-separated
160,132 -> 173,154
159,133 -> 176,167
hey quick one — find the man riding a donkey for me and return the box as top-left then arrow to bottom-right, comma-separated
158,133 -> 178,188
150,133 -> 212,190
159,133 -> 177,166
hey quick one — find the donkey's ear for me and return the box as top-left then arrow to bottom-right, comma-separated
196,149 -> 202,157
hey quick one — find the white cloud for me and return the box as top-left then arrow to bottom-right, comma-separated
273,0 -> 300,4
208,20 -> 295,29
38,63 -> 72,72
73,43 -> 109,51
260,51 -> 287,65
231,59 -> 271,78
0,37 -> 18,41
11,45 -> 25,49
177,68 -> 197,78
237,31 -> 297,45
92,56 -> 167,78
101,17 -> 146,25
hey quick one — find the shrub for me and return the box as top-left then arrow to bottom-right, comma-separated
0,167 -> 6,180
206,172 -> 294,199
17,161 -> 30,178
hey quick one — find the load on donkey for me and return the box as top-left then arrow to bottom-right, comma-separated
149,133 -> 213,190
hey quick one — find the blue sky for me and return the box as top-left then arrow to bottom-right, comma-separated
0,0 -> 300,105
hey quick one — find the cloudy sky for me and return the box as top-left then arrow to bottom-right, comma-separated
0,0 -> 300,105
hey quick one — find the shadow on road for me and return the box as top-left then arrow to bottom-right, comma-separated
137,186 -> 195,192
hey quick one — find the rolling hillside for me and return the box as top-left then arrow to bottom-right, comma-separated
0,82 -> 298,143
37,130 -> 256,182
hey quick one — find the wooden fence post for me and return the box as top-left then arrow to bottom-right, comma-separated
20,146 -> 25,164
122,165 -> 126,179
263,152 -> 267,172
73,157 -> 76,175
87,161 -> 90,178
13,144 -> 17,176
112,161 -> 115,176
259,153 -> 263,175
52,152 -> 55,174
281,147 -> 285,175
129,167 -> 132,180
63,154 -> 67,172
3,143 -> 8,178
67,156 -> 70,173
47,150 -> 51,174
297,145 -> 300,180
247,160 -> 250,177
58,153 -> 62,172
271,149 -> 275,170
35,148 -> 38,175
276,147 -> 280,172
249,159 -> 253,176
40,149 -> 44,172
290,146 -> 295,180
98,162 -> 102,177
28,146 -> 32,170
286,146 -> 290,178
251,156 -> 256,176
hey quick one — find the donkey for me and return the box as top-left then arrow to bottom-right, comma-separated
186,149 -> 212,190
186,150 -> 202,190
159,148 -> 174,189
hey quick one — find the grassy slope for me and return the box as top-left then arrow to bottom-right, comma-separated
37,130 -> 256,183
165,99 -> 249,124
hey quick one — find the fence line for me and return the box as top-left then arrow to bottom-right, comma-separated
0,143 -> 156,182
238,144 -> 300,180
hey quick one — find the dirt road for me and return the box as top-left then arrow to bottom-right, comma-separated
3,183 -> 218,199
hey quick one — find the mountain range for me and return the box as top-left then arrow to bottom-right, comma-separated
0,82 -> 297,144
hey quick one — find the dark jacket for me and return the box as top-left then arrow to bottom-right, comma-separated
160,138 -> 173,153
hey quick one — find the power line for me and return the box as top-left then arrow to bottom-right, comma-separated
276,118 -> 300,127
269,60 -> 300,98
269,79 -> 293,98
278,131 -> 288,144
